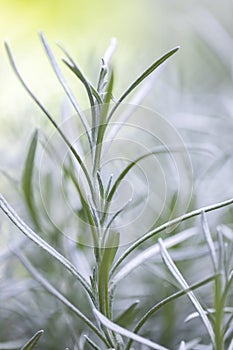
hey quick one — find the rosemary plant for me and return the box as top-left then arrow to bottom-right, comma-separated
0,34 -> 233,350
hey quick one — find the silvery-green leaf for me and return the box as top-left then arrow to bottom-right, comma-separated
93,308 -> 170,350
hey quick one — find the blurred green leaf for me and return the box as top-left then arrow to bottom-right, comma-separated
114,300 -> 139,327
21,129 -> 40,230
97,171 -> 104,199
0,339 -> 27,350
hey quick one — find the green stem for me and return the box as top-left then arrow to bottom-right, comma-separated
65,167 -> 100,261
214,274 -> 224,350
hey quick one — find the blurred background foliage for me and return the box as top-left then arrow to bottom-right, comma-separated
0,0 -> 233,349
1,0 -> 233,204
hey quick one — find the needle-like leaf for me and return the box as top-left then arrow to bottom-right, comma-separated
201,211 -> 218,271
40,32 -> 91,146
83,335 -> 102,350
98,230 -> 119,317
17,253 -> 109,347
104,144 -> 211,223
20,330 -> 44,350
110,197 -> 233,277
125,275 -> 214,350
110,227 -> 197,289
114,300 -> 139,327
158,238 -> 215,344
5,42 -> 94,198
107,46 -> 180,122
59,45 -> 102,104
93,308 -> 170,350
93,70 -> 114,175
